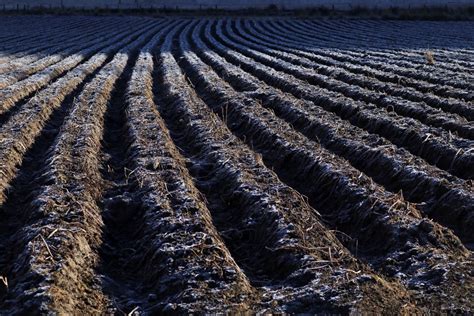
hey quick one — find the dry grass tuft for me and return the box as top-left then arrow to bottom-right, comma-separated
425,51 -> 435,65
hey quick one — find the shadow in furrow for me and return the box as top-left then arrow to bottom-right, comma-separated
154,34 -> 304,289
96,53 -> 149,314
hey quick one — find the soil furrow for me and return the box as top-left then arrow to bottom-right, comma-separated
226,20 -> 473,140
236,19 -> 474,122
0,18 -> 93,63
293,20 -> 474,78
177,20 -> 473,311
251,19 -> 473,102
0,19 -> 144,127
190,20 -> 474,245
0,59 -> 107,310
0,21 -> 163,206
100,21 -> 257,313
283,19 -> 474,76
0,19 -> 158,116
296,20 -> 474,72
0,16 -> 472,314
156,20 -> 418,314
0,19 -> 129,88
208,20 -> 474,179
263,20 -> 474,93
0,23 -> 162,314
0,18 -> 121,75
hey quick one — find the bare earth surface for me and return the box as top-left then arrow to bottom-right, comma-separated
0,16 -> 473,314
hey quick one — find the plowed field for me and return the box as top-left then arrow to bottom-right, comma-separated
0,16 -> 473,314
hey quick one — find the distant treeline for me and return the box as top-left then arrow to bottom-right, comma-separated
0,0 -> 473,19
